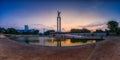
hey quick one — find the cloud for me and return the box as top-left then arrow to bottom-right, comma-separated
83,22 -> 107,27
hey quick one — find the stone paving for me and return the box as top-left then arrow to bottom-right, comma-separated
0,35 -> 120,60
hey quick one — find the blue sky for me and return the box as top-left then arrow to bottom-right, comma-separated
0,0 -> 120,31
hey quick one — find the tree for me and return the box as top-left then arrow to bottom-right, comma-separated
23,30 -> 31,34
44,30 -> 55,35
70,28 -> 90,33
116,28 -> 120,35
33,30 -> 39,34
0,27 -> 6,33
70,29 -> 81,33
81,28 -> 91,33
6,28 -> 18,34
107,20 -> 119,32
94,29 -> 104,33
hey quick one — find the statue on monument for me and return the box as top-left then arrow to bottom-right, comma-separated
57,11 -> 61,17
57,11 -> 61,32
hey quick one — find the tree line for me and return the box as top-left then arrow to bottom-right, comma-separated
0,20 -> 120,35
0,28 -> 39,35
44,20 -> 120,35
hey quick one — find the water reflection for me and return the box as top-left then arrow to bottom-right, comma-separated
12,36 -> 103,47
24,37 -> 29,43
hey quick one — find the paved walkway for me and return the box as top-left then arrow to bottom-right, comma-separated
0,36 -> 120,60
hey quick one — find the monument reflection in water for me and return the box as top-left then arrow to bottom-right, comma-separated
12,36 -> 101,47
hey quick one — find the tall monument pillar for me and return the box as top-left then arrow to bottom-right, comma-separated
57,11 -> 61,32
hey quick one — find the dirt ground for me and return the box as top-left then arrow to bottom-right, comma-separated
0,35 -> 120,60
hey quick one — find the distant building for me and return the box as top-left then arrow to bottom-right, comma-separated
24,25 -> 29,32
17,25 -> 39,34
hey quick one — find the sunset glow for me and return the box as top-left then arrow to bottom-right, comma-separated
0,0 -> 120,32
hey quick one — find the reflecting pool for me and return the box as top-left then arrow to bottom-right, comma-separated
10,36 -> 103,47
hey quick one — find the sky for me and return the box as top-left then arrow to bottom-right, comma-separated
0,0 -> 120,32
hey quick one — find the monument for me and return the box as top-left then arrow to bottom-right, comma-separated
57,11 -> 61,32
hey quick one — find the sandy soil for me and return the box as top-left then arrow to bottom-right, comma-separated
0,35 -> 120,60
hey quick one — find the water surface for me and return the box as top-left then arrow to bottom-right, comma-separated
11,36 -> 103,47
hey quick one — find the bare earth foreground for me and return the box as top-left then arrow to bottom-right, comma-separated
0,35 -> 120,60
